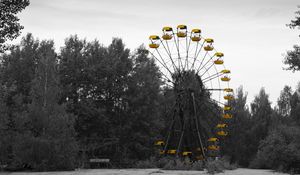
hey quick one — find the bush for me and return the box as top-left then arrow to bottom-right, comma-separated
206,157 -> 238,174
250,125 -> 300,173
135,156 -> 237,174
135,157 -> 157,168
162,159 -> 190,170
10,132 -> 78,171
135,156 -> 205,170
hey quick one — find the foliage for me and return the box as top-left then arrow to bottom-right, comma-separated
135,156 -> 205,170
290,83 -> 300,124
135,156 -> 158,168
135,156 -> 237,173
0,34 -> 77,171
205,157 -> 237,174
284,7 -> 300,72
58,36 -> 163,164
277,85 -> 292,117
250,125 -> 300,173
0,0 -> 30,52
1,31 -> 300,172
161,158 -> 204,171
222,86 -> 251,166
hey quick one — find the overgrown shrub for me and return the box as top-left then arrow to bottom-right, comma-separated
206,157 -> 238,174
250,124 -> 300,173
135,156 -> 237,173
135,156 -> 205,170
135,157 -> 158,168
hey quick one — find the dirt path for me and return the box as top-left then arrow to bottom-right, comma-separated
0,168 -> 293,175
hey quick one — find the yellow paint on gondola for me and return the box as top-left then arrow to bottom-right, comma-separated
224,106 -> 231,111
155,140 -> 165,146
224,88 -> 233,92
182,151 -> 192,156
216,123 -> 227,128
162,34 -> 172,40
217,131 -> 228,136
224,95 -> 234,100
204,45 -> 214,51
177,32 -> 187,37
208,137 -> 219,142
205,38 -> 214,43
162,26 -> 173,31
221,76 -> 231,81
177,25 -> 187,29
149,35 -> 160,40
214,59 -> 223,64
167,150 -> 176,154
215,52 -> 224,57
221,69 -> 231,74
149,43 -> 159,49
208,145 -> 220,150
222,113 -> 233,119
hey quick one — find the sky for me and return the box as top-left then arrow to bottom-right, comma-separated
14,0 -> 300,106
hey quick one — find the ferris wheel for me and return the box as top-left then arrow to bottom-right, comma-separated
150,25 -> 234,160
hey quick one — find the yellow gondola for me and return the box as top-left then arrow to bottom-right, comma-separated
222,113 -> 233,119
167,150 -> 176,154
208,137 -> 218,142
208,145 -> 220,151
159,150 -> 165,155
224,105 -> 231,111
215,52 -> 224,57
149,35 -> 160,48
162,26 -> 173,40
205,38 -> 214,43
216,123 -> 227,128
149,43 -> 159,48
204,45 -> 213,51
221,76 -> 231,81
214,59 -> 223,65
217,131 -> 228,136
224,88 -> 233,92
177,25 -> 187,37
149,35 -> 159,39
162,34 -> 172,40
224,95 -> 234,100
182,151 -> 192,156
162,26 -> 173,32
191,29 -> 201,41
221,69 -> 231,74
204,38 -> 214,51
154,140 -> 165,146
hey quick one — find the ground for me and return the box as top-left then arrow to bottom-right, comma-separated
0,168 -> 294,175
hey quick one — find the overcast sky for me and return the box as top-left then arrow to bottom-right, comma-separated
15,0 -> 300,106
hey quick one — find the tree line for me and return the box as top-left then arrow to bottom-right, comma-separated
0,32 -> 299,172
0,0 -> 300,173
0,34 -> 166,170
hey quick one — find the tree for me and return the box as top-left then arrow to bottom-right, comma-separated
251,125 -> 300,173
284,6 -> 300,71
0,35 -> 77,170
0,0 -> 30,52
223,86 -> 251,166
277,85 -> 293,117
121,46 -> 163,160
290,83 -> 300,124
247,88 -> 273,164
